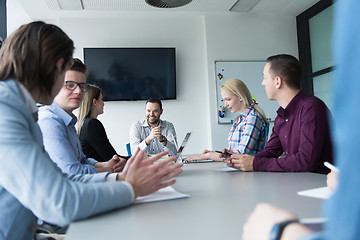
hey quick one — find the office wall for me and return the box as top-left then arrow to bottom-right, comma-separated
7,2 -> 299,155
58,16 -> 210,155
6,0 -> 31,33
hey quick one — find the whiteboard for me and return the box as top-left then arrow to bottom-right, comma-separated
215,61 -> 278,124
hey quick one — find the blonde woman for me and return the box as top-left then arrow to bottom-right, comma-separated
185,78 -> 268,162
76,85 -> 129,162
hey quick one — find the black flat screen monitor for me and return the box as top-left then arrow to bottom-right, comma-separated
84,48 -> 176,101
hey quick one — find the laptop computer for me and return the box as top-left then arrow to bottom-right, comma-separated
176,132 -> 215,164
175,132 -> 191,163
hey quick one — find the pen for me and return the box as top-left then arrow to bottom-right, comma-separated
215,150 -> 233,156
324,162 -> 339,173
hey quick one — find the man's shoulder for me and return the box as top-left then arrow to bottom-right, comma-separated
160,119 -> 174,126
291,94 -> 331,123
299,94 -> 328,110
38,105 -> 66,132
160,120 -> 176,132
131,119 -> 146,127
38,105 -> 60,122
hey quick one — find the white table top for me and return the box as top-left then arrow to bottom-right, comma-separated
65,162 -> 326,240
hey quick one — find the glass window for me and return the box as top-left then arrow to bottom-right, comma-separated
309,5 -> 334,73
313,71 -> 334,112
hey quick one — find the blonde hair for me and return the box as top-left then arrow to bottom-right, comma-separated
220,78 -> 268,124
76,85 -> 102,135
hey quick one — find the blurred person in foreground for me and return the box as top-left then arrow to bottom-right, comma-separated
0,21 -> 182,240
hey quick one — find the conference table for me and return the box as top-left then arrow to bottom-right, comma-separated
66,162 -> 327,240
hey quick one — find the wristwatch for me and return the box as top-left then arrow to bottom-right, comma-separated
270,219 -> 299,240
159,136 -> 166,142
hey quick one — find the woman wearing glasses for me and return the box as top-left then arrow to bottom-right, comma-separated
76,85 -> 129,162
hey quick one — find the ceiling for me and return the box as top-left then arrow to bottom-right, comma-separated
16,0 -> 320,20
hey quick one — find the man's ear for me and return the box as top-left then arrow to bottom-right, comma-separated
160,109 -> 163,115
274,76 -> 282,89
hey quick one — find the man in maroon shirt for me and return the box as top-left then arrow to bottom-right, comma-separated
225,54 -> 332,174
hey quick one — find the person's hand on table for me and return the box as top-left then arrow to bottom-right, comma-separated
184,150 -> 222,162
223,153 -> 254,171
184,153 -> 207,161
94,155 -> 124,173
111,155 -> 127,172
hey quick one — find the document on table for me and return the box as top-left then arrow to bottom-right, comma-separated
297,186 -> 333,199
214,164 -> 241,172
134,186 -> 189,204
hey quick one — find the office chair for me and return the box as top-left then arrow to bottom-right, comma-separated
126,143 -> 132,156
262,123 -> 270,149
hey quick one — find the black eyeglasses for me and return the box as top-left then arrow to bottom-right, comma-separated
64,81 -> 89,92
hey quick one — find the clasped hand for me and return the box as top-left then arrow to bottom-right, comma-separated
94,155 -> 126,173
148,127 -> 163,142
220,150 -> 254,171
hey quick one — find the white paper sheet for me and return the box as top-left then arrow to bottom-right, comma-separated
134,186 -> 189,204
297,186 -> 333,199
214,166 -> 241,172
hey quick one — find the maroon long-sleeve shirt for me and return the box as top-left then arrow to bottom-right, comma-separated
253,91 -> 333,174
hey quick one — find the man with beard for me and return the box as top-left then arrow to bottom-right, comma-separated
130,97 -> 178,156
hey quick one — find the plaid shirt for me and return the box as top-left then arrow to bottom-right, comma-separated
228,107 -> 267,155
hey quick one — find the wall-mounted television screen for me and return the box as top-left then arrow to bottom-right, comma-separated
84,48 -> 176,101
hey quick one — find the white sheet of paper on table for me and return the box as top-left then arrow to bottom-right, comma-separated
214,166 -> 241,172
134,186 -> 189,204
297,186 -> 333,199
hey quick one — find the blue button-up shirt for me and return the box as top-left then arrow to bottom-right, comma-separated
38,102 -> 98,174
0,79 -> 134,240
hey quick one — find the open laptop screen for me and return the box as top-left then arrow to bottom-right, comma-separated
176,132 -> 191,162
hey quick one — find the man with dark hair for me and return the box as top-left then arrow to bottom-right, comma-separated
130,97 -> 178,156
38,58 -> 125,174
146,97 -> 162,110
265,54 -> 302,89
225,54 -> 333,173
242,1 -> 360,239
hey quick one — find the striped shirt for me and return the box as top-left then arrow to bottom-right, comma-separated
227,107 -> 267,155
